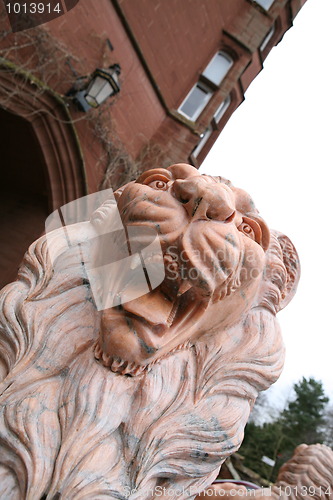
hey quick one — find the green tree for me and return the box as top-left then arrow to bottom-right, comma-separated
280,377 -> 329,449
323,405 -> 333,447
239,377 -> 329,482
239,420 -> 284,481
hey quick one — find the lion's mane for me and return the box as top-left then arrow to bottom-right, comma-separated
271,444 -> 333,499
0,226 -> 296,499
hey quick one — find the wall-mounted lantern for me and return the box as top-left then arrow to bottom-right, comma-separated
72,64 -> 121,112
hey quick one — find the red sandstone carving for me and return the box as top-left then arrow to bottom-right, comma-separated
0,164 -> 300,499
198,444 -> 333,498
271,444 -> 333,499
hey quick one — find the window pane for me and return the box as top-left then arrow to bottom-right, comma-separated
260,25 -> 275,51
87,76 -> 106,99
179,84 -> 212,120
255,0 -> 274,10
192,127 -> 212,158
202,52 -> 233,86
213,95 -> 231,123
96,82 -> 113,105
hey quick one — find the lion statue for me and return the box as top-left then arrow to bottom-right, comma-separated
272,443 -> 333,499
0,164 -> 300,499
200,444 -> 333,498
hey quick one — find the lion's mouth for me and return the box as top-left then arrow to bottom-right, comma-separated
94,284 -> 203,376
94,232 -> 243,377
94,336 -> 192,376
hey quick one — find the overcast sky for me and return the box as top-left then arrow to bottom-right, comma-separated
201,0 -> 333,408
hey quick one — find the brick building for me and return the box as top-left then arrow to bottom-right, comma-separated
0,0 -> 306,287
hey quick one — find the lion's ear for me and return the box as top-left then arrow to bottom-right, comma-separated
114,181 -> 135,201
275,231 -> 301,312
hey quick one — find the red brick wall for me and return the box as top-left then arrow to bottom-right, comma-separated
46,0 -> 166,165
0,0 -> 307,288
5,0 -> 300,184
114,0 -> 297,169
118,0 -> 246,109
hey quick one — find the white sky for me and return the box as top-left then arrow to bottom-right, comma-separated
201,0 -> 333,408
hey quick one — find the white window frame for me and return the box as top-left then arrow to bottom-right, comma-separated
255,0 -> 275,11
178,82 -> 213,121
202,51 -> 233,86
213,95 -> 231,125
260,25 -> 275,51
191,126 -> 213,159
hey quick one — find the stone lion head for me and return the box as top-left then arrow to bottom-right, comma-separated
93,163 -> 297,375
0,165 -> 300,499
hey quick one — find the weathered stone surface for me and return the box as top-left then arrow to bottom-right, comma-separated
199,444 -> 333,498
271,444 -> 333,499
0,164 -> 300,499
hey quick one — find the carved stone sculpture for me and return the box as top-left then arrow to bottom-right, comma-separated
271,444 -> 333,499
0,164 -> 300,499
199,444 -> 333,498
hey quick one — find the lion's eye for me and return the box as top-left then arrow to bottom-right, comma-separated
148,180 -> 168,190
237,217 -> 263,246
142,173 -> 170,190
238,222 -> 255,240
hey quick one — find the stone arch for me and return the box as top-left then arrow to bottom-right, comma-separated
0,64 -> 87,287
0,65 -> 87,211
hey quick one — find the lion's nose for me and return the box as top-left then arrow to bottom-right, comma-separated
172,178 -> 235,222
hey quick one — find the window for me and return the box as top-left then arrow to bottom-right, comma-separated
254,0 -> 274,11
178,83 -> 213,121
192,127 -> 213,158
178,51 -> 233,122
260,25 -> 275,52
202,52 -> 233,86
213,95 -> 231,124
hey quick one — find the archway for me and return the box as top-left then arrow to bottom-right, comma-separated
0,108 -> 49,287
0,64 -> 87,288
